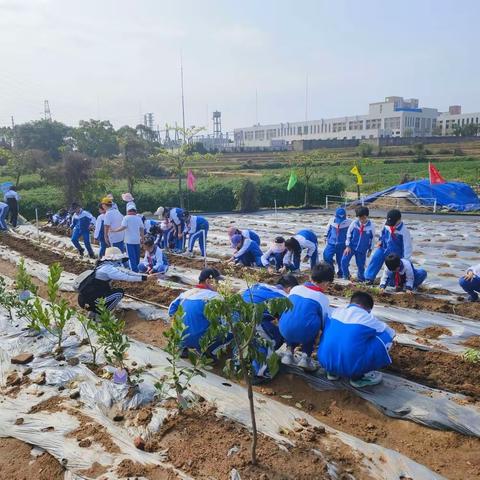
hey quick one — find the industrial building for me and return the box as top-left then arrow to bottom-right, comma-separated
233,96 -> 480,148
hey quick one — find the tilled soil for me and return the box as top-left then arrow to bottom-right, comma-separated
114,281 -> 182,305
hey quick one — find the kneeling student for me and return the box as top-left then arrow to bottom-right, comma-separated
379,253 -> 427,294
459,263 -> 480,302
230,233 -> 264,267
138,237 -> 169,274
279,262 -> 334,371
317,291 -> 396,388
260,236 -> 287,271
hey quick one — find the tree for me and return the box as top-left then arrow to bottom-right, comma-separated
413,143 -> 427,162
357,142 -> 373,157
5,149 -> 48,187
73,120 -> 119,158
14,120 -> 70,160
454,123 -> 479,137
234,179 -> 260,212
135,124 -> 159,145
291,153 -> 315,208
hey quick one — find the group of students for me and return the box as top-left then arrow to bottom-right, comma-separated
0,186 -> 21,230
168,263 -> 395,387
229,207 -> 428,294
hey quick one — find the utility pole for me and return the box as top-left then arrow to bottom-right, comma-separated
44,100 -> 52,121
305,74 -> 309,122
10,116 -> 15,148
255,89 -> 258,125
180,52 -> 186,143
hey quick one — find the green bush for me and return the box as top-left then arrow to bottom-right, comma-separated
234,179 -> 260,212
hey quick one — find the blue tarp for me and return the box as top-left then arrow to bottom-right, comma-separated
356,179 -> 480,212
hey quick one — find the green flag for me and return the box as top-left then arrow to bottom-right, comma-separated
287,170 -> 298,191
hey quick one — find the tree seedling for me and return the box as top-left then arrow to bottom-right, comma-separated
77,312 -> 99,367
0,277 -> 19,320
155,306 -> 211,410
463,348 -> 480,364
204,280 -> 291,465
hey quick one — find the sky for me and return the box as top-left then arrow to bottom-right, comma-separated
1,0 -> 479,133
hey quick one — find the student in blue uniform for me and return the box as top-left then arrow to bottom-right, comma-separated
341,206 -> 375,282
260,236 -> 287,271
94,204 -> 107,259
138,237 -> 169,274
155,206 -> 186,252
279,262 -> 334,371
230,233 -> 264,267
281,230 -> 319,271
323,207 -> 351,277
70,203 -> 96,258
185,213 -> 209,257
242,275 -> 299,382
459,263 -> 480,302
4,186 -> 20,228
168,268 -> 225,354
227,226 -> 261,247
365,209 -> 412,284
379,253 -> 427,294
0,201 -> 9,231
317,291 -> 396,387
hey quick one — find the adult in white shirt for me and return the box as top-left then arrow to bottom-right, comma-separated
102,197 -> 125,251
110,202 -> 144,272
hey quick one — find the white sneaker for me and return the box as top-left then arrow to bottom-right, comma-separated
297,353 -> 318,372
350,371 -> 383,388
281,351 -> 294,366
326,372 -> 339,381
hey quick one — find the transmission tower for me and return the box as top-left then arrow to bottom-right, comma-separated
213,111 -> 222,138
44,100 -> 52,121
143,112 -> 154,130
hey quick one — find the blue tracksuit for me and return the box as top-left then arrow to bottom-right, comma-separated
283,230 -> 318,270
341,219 -> 375,281
138,245 -> 169,274
261,245 -> 286,270
169,207 -> 186,251
379,259 -> 427,291
279,283 -> 331,356
242,283 -> 288,378
0,202 -> 9,230
242,229 -> 261,246
234,238 -> 264,267
323,218 -> 352,276
365,222 -> 412,282
318,304 -> 395,379
71,210 -> 95,256
459,263 -> 480,301
187,216 -> 209,256
168,286 -> 221,351
94,214 -> 107,258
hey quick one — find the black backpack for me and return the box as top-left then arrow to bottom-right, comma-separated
74,268 -> 97,293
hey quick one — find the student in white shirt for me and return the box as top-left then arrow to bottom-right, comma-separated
111,202 -> 144,272
4,186 -> 20,227
102,197 -> 125,251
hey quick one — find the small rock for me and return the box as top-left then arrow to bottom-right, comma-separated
295,417 -> 309,427
69,331 -> 76,336
131,361 -> 137,367
37,392 -> 44,397
301,431 -> 316,442
40,426 -> 54,432
78,439 -> 91,448
67,357 -> 79,367
6,373 -> 21,387
11,353 -> 34,365
146,363 -> 152,369
134,436 -> 145,450
313,425 -> 326,434
113,413 -> 124,422
15,418 -> 24,425
69,390 -> 80,400
32,372 -> 46,385
23,367 -> 33,376
55,354 -> 65,361
79,338 -> 89,347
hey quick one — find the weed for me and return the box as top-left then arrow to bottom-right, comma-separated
463,348 -> 480,364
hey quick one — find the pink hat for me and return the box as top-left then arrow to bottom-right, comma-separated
121,192 -> 134,202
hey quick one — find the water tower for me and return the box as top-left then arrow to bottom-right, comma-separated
213,111 -> 222,138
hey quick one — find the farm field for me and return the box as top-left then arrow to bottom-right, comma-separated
0,209 -> 480,479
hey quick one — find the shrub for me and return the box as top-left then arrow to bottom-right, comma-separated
234,179 -> 260,212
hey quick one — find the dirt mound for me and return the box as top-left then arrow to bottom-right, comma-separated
116,460 -> 177,479
114,281 -> 182,305
463,336 -> 480,349
418,326 -> 452,339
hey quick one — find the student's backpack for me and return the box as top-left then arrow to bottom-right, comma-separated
73,268 -> 97,293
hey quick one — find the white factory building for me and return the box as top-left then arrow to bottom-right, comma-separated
233,96 -> 480,148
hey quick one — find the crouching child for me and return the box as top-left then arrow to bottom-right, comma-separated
138,237 -> 169,274
318,291 -> 396,387
379,253 -> 427,295
459,263 -> 480,302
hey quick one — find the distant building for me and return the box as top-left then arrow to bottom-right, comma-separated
233,96 -> 480,148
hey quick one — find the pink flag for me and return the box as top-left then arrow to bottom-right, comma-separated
187,169 -> 196,192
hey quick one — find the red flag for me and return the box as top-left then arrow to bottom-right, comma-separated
187,169 -> 196,192
428,162 -> 446,185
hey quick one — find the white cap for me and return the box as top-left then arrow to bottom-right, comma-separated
126,201 -> 137,212
102,247 -> 128,261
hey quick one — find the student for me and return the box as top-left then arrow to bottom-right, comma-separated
185,213 -> 209,257
317,291 -> 396,388
242,275 -> 299,382
323,207 -> 352,277
70,203 -> 96,258
51,208 -> 69,227
94,204 -> 107,259
279,262 -> 334,371
110,202 -> 145,272
261,236 -> 287,271
230,233 -> 264,267
168,268 -> 224,353
155,206 -> 186,252
4,186 -> 20,228
281,229 -> 319,271
459,263 -> 480,302
341,206 -> 375,282
0,201 -> 9,231
227,227 -> 261,247
379,253 -> 427,294
102,197 -> 126,252
138,236 -> 169,274
77,247 -> 154,315
365,209 -> 412,284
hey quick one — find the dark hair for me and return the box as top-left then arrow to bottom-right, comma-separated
350,291 -> 374,310
71,202 -> 80,210
355,206 -> 369,217
285,237 -> 301,254
144,236 -> 155,247
199,268 -> 222,283
311,262 -> 335,283
275,236 -> 286,244
277,274 -> 299,289
385,253 -> 401,271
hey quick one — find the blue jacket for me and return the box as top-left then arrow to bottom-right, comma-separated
242,283 -> 288,320
318,304 -> 395,378
345,219 -> 375,253
242,229 -> 261,246
188,215 -> 209,233
377,221 -> 412,259
234,238 -> 263,262
325,218 -> 352,246
169,207 -> 185,226
71,210 -> 95,233
168,286 -> 220,349
279,283 -> 331,345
